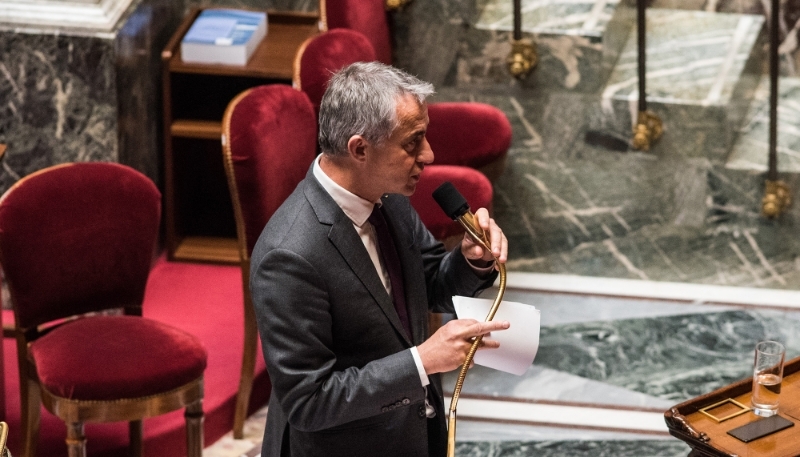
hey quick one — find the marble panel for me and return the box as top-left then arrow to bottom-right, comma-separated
432,83 -> 800,288
455,0 -> 634,92
391,0 -> 475,87
601,9 -> 764,162
650,0 -> 800,77
0,0 -> 183,192
454,420 -> 676,442
454,440 -> 690,456
533,309 -> 800,402
726,76 -> 800,172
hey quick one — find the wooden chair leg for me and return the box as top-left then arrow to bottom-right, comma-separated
129,420 -> 143,457
66,422 -> 86,457
234,290 -> 258,439
20,376 -> 41,457
185,399 -> 204,457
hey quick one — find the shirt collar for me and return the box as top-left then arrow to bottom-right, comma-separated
313,155 -> 379,227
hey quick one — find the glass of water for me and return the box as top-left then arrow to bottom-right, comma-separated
751,341 -> 786,417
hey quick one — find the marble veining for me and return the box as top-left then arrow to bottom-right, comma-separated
476,0 -> 623,39
726,76 -> 800,172
454,440 -> 690,456
651,0 -> 800,77
457,0 -> 633,91
430,83 -> 800,289
599,9 -> 764,161
602,10 -> 763,106
0,0 -> 181,193
534,309 -> 800,402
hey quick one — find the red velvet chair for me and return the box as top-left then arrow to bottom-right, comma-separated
323,0 -> 513,180
221,84 -> 318,439
294,28 -> 494,249
0,163 -> 207,457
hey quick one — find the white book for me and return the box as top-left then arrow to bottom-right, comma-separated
181,9 -> 267,66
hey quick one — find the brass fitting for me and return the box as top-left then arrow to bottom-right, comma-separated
506,38 -> 537,80
385,0 -> 411,11
762,179 -> 792,218
631,110 -> 663,152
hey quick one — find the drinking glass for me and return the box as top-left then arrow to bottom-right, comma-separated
751,340 -> 785,417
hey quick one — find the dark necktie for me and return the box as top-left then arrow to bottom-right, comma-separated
368,204 -> 412,339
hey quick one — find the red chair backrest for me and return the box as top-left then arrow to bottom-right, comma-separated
0,162 -> 161,330
299,29 -> 377,116
325,0 -> 393,66
223,85 -> 318,257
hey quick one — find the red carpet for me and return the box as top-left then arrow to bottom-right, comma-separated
2,255 -> 270,456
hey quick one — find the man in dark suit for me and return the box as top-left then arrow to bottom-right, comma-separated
250,61 -> 509,457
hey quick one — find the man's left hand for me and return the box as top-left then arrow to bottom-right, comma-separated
460,208 -> 507,269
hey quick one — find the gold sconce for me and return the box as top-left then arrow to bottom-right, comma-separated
506,39 -> 537,79
762,179 -> 791,218
631,110 -> 663,152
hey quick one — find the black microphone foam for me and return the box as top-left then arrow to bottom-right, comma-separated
432,181 -> 470,220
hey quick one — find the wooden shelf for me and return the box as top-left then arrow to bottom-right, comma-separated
162,7 -> 320,264
163,10 -> 319,79
171,120 -> 222,139
173,236 -> 240,264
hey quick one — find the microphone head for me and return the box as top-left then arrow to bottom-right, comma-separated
432,181 -> 470,220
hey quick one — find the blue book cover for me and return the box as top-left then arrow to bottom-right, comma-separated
181,9 -> 268,65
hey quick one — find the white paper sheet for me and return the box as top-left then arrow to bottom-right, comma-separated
453,296 -> 540,376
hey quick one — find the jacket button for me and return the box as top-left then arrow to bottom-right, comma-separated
418,405 -> 426,418
395,401 -> 402,407
382,407 -> 389,413
402,398 -> 410,405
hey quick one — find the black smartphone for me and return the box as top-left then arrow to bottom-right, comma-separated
727,415 -> 794,443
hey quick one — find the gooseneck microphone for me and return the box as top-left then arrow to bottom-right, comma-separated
432,181 -> 507,457
432,181 -> 489,248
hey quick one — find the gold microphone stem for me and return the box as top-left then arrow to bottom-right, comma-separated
447,213 -> 507,457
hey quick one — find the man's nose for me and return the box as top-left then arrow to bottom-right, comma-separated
418,137 -> 434,165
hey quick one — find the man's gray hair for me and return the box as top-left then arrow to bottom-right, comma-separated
318,61 -> 435,156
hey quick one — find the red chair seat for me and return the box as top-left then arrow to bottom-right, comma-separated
426,102 -> 512,170
30,315 -> 207,401
410,165 -> 494,241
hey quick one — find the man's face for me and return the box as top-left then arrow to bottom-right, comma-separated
366,94 -> 433,197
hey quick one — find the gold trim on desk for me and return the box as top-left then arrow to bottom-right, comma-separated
699,398 -> 752,423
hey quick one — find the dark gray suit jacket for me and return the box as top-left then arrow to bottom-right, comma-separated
250,168 -> 496,457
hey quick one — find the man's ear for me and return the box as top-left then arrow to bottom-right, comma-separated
346,135 -> 369,163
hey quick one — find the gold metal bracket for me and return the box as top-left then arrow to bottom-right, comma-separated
631,111 -> 663,152
385,0 -> 412,11
762,179 -> 792,218
506,38 -> 537,80
698,398 -> 752,423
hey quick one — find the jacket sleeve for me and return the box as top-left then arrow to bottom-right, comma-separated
408,200 -> 499,314
251,247 -> 427,433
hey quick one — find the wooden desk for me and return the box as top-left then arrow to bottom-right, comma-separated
161,8 -> 320,264
666,356 -> 800,457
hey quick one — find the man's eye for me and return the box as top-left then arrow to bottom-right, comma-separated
404,137 -> 421,152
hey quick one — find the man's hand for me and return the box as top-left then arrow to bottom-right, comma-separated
460,208 -> 507,268
417,318 -> 510,374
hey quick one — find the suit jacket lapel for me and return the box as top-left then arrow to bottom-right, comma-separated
304,170 -> 412,347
